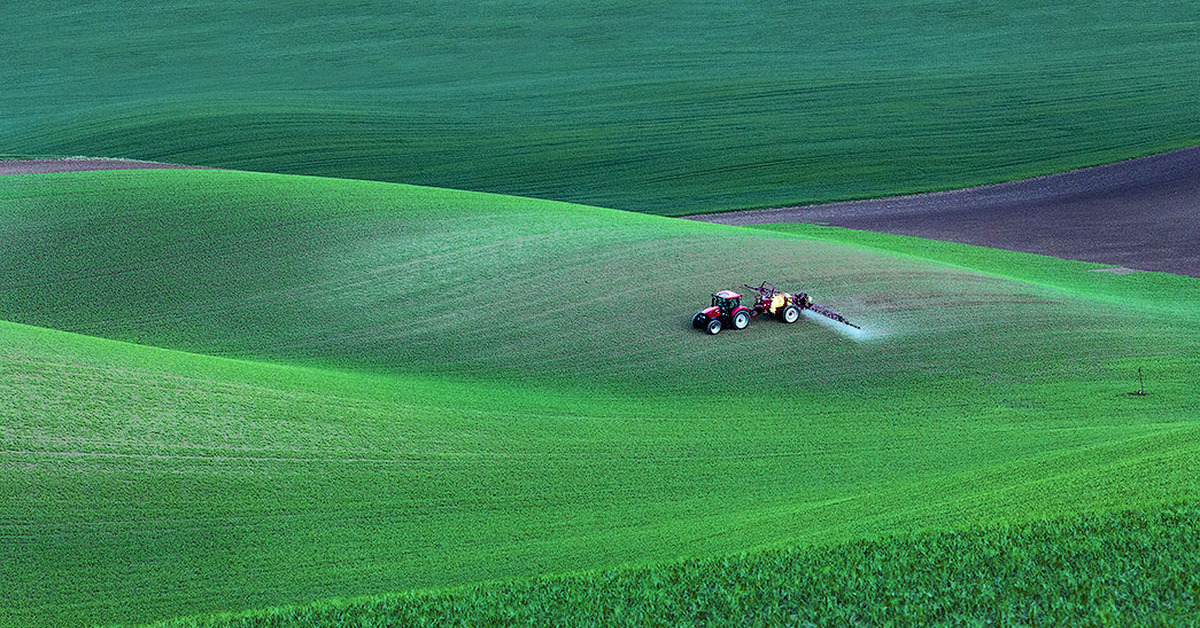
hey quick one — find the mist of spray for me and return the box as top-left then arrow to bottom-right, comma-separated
801,309 -> 886,343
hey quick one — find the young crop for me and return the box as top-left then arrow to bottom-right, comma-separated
137,502 -> 1200,627
2,170 -> 1199,627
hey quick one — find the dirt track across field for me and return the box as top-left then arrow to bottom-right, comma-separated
0,158 -> 207,175
686,146 -> 1200,277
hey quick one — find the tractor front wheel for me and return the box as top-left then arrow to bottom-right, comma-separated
781,305 -> 801,324
732,310 -> 750,330
706,319 -> 723,335
692,313 -> 706,329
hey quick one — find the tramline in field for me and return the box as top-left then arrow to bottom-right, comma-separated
692,281 -> 860,335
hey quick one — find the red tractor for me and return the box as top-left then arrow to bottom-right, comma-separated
692,289 -> 753,335
693,281 -> 859,335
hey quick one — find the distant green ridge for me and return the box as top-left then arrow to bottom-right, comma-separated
4,1 -> 1200,213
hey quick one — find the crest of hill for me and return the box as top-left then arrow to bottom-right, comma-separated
1,168 -> 1197,395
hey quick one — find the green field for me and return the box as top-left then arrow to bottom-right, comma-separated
143,502 -> 1200,627
2,169 -> 1199,626
4,1 -> 1200,213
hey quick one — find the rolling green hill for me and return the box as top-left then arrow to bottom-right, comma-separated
3,1 -> 1200,213
141,502 -> 1200,627
2,169 -> 1199,626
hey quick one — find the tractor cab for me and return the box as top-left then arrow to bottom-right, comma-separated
694,290 -> 751,334
711,290 -> 742,314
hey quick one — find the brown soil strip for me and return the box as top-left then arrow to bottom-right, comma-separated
685,146 -> 1200,277
0,158 -> 208,175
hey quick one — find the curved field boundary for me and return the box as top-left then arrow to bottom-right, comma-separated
0,158 -> 207,175
686,146 -> 1200,277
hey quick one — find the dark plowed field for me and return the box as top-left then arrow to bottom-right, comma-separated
688,146 -> 1200,277
0,158 -> 206,175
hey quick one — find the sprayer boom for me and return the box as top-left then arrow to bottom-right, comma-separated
806,303 -> 861,329
732,281 -> 861,330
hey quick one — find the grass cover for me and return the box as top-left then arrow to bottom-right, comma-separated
2,169 -> 1199,626
137,502 -> 1200,627
3,1 -> 1200,213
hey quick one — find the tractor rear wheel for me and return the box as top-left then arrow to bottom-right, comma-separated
732,310 -> 750,330
781,305 -> 801,323
706,319 -> 722,335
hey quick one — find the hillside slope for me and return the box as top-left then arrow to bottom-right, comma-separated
2,169 -> 1199,627
4,1 -> 1200,213
142,502 -> 1200,627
